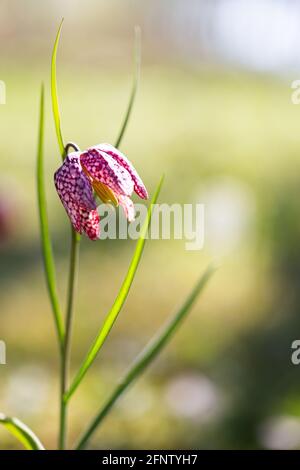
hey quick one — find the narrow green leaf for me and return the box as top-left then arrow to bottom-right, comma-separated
0,414 -> 45,450
65,176 -> 164,401
37,84 -> 64,346
115,26 -> 141,148
75,263 -> 216,449
51,18 -> 65,158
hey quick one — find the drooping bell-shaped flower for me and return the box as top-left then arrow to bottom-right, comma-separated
54,143 -> 148,240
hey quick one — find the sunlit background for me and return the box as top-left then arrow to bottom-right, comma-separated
1,0 -> 300,450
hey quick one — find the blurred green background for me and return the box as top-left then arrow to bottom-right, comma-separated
1,0 -> 300,450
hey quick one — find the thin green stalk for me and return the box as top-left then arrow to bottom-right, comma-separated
115,26 -> 141,148
51,18 -> 65,159
37,84 -> 64,348
75,263 -> 216,449
0,414 -> 45,450
65,176 -> 164,402
59,228 -> 80,450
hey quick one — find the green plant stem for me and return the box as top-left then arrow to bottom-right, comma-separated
59,228 -> 80,450
75,263 -> 216,450
37,84 -> 64,349
51,18 -> 65,158
0,414 -> 45,450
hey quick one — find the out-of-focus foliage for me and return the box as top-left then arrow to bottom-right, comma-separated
1,0 -> 300,450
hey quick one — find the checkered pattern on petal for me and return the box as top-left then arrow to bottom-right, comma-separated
54,152 -> 100,240
93,144 -> 148,199
79,207 -> 100,240
80,148 -> 134,197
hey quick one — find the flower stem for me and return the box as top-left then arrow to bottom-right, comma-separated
59,227 -> 80,450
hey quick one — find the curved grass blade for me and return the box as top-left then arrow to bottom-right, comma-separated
0,414 -> 45,450
115,26 -> 141,148
65,175 -> 164,401
51,18 -> 65,158
37,84 -> 64,346
75,263 -> 216,449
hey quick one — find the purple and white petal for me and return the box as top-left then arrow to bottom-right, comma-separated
118,194 -> 135,222
54,152 -> 99,239
80,148 -> 134,197
94,143 -> 148,199
79,206 -> 100,240
54,141 -> 146,240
